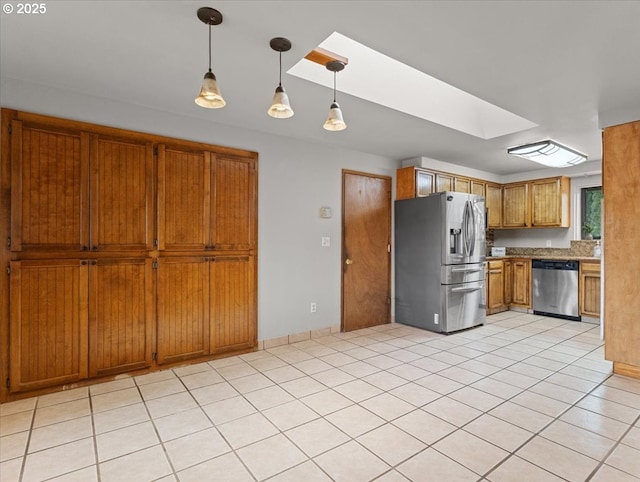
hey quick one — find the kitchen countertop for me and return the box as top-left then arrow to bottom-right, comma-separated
486,255 -> 601,262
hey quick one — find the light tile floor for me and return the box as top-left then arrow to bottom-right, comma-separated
1,312 -> 640,481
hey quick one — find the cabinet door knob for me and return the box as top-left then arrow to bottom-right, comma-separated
91,246 -> 98,251
81,246 -> 88,251
345,258 -> 353,265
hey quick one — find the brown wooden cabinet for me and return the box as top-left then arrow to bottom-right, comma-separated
9,257 -> 155,390
511,259 -> 531,308
395,166 -> 434,199
579,261 -> 601,318
415,170 -> 435,197
454,177 -> 471,193
503,260 -> 512,305
211,255 -> 256,354
471,180 -> 485,197
90,136 -> 154,251
10,121 -> 90,252
486,183 -> 502,228
10,121 -> 154,253
156,255 -> 256,364
88,258 -> 154,377
156,257 -> 211,365
436,173 -> 454,192
530,177 -> 570,227
486,260 -> 507,314
502,182 -> 529,228
603,120 -> 640,378
2,109 -> 258,400
396,168 -> 569,231
9,260 -> 89,392
158,147 -> 256,252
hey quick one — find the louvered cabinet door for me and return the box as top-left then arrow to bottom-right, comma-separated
88,258 -> 154,377
211,155 -> 257,250
156,257 -> 210,364
9,260 -> 89,392
90,135 -> 154,251
210,255 -> 257,354
157,145 -> 210,251
10,121 -> 89,252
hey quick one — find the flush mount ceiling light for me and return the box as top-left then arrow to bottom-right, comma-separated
267,37 -> 294,119
195,7 -> 226,109
507,139 -> 587,168
323,60 -> 346,132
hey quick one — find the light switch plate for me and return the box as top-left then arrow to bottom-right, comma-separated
321,236 -> 330,247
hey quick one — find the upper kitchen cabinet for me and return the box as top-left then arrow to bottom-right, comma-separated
211,155 -> 257,251
471,180 -> 485,197
9,259 -> 89,392
10,119 -> 154,252
158,145 -> 211,251
395,167 -> 434,199
10,120 -> 90,252
501,177 -> 571,229
502,182 -> 529,228
158,145 -> 257,252
454,177 -> 471,193
485,183 -> 502,228
436,172 -> 454,192
89,135 -> 154,252
530,177 -> 570,227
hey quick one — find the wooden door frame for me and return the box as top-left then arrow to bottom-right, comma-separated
341,169 -> 392,332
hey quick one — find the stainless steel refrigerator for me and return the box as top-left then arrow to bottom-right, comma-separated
395,192 -> 486,334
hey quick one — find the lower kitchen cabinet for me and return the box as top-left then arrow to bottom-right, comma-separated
9,258 -> 155,391
156,255 -> 256,364
9,260 -> 89,392
511,259 -> 532,308
157,257 -> 211,365
486,261 -> 507,314
579,261 -> 601,317
89,258 -> 154,377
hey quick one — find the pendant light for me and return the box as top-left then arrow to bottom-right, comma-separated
323,60 -> 346,131
195,7 -> 226,109
267,37 -> 294,119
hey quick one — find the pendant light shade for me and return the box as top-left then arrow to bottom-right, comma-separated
324,102 -> 346,131
323,60 -> 346,131
195,7 -> 226,109
268,37 -> 294,119
196,70 -> 225,108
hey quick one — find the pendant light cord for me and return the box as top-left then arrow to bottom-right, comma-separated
208,24 -> 212,72
279,51 -> 283,87
333,71 -> 337,103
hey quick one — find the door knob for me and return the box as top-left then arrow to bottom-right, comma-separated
345,259 -> 353,265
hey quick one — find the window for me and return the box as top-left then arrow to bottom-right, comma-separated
581,186 -> 603,239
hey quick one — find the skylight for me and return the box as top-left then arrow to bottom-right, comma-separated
288,32 -> 538,139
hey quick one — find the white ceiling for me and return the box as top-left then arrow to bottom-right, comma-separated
2,0 -> 640,175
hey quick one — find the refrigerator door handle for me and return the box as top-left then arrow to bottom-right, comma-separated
451,267 -> 484,273
469,201 -> 476,256
451,286 -> 483,293
462,201 -> 469,257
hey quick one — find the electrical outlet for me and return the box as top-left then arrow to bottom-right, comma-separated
434,313 -> 439,325
310,302 -> 317,313
546,240 -> 552,247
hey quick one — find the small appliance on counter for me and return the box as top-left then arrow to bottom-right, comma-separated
491,247 -> 506,257
395,192 -> 486,334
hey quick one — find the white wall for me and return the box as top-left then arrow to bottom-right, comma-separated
1,78 -> 397,340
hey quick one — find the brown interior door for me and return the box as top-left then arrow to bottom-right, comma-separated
342,170 -> 391,331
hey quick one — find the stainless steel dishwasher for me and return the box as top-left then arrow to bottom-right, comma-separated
532,260 -> 580,321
